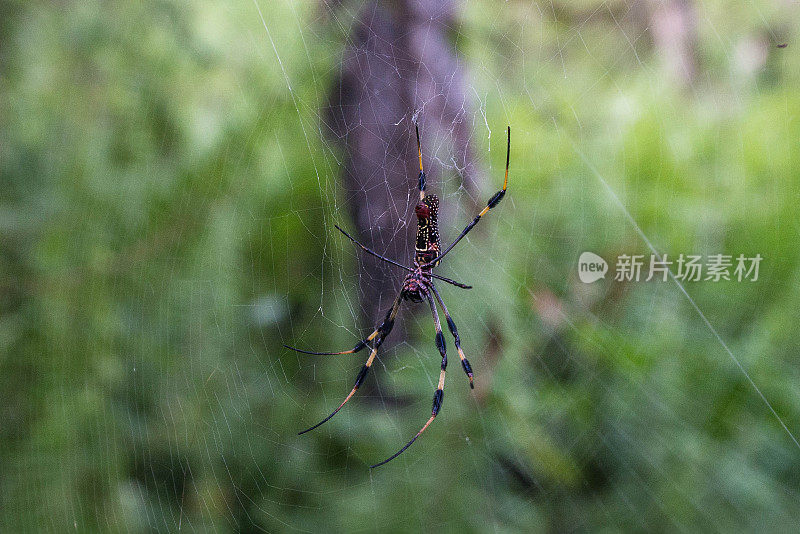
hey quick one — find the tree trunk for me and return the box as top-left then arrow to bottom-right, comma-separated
325,0 -> 484,321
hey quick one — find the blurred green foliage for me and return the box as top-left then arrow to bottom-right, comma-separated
2,0 -> 800,531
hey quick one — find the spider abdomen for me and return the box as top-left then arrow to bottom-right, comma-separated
414,195 -> 441,264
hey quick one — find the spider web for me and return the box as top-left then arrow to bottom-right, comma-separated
249,1 -> 800,530
4,0 -> 800,531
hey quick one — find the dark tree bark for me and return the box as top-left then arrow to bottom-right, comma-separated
324,0 -> 485,321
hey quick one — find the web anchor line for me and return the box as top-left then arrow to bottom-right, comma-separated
573,140 -> 800,452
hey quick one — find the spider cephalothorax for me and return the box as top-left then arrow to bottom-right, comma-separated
401,271 -> 432,302
285,124 -> 510,467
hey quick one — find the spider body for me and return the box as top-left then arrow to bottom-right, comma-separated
402,195 -> 441,302
285,124 -> 510,468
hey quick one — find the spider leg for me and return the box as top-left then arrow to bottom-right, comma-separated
335,224 -> 472,289
281,343 -> 367,356
431,285 -> 474,389
335,225 -> 415,274
371,290 -> 447,467
416,122 -> 426,200
423,126 -> 510,267
297,343 -> 379,435
283,295 -> 401,356
430,273 -> 472,289
297,294 -> 402,434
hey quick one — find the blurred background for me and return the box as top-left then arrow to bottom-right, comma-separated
2,0 -> 800,531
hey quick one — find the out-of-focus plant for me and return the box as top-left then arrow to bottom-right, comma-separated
1,0 -> 799,531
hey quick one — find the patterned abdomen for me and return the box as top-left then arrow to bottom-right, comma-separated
414,195 -> 441,264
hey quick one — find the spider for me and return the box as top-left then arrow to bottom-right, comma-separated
285,124 -> 510,467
